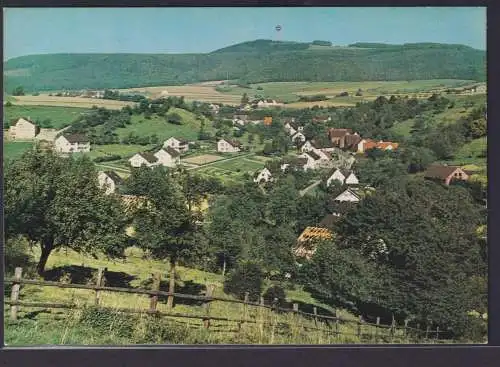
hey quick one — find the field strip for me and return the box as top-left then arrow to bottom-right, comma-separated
186,153 -> 254,170
96,164 -> 131,173
12,96 -> 135,110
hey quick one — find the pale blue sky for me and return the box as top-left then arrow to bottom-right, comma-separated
3,7 -> 486,60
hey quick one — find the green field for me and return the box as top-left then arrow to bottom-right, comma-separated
3,141 -> 33,162
211,157 -> 264,174
3,105 -> 88,129
85,144 -> 156,160
218,79 -> 476,105
115,108 -> 212,141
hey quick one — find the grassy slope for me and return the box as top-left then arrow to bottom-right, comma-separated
5,245 -> 384,345
3,104 -> 88,129
391,94 -> 487,137
3,142 -> 33,162
115,108 -> 213,141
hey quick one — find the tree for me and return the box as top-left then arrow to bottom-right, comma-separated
4,149 -> 128,275
12,86 -> 25,96
166,112 -> 183,125
241,92 -> 250,105
267,177 -> 299,226
126,166 -> 196,309
223,261 -> 264,302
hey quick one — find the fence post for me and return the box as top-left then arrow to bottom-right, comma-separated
203,284 -> 215,329
258,296 -> 265,342
270,297 -> 278,344
425,325 -> 430,341
375,317 -> 380,342
357,316 -> 362,339
313,307 -> 318,327
94,267 -> 105,306
10,267 -> 23,321
435,326 -> 440,342
404,319 -> 409,339
149,273 -> 161,312
390,315 -> 396,343
335,311 -> 339,339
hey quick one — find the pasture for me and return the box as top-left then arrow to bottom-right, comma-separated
86,144 -> 156,160
3,105 -> 88,129
116,107 -> 212,141
183,154 -> 225,165
211,157 -> 264,173
10,95 -> 135,110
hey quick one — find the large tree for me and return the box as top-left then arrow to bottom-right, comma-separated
4,148 -> 128,275
125,166 -> 197,309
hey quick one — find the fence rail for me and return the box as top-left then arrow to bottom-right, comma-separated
5,267 -> 449,343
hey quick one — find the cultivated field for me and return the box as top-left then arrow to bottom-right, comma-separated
10,95 -> 135,110
183,154 -> 225,165
118,85 -> 241,105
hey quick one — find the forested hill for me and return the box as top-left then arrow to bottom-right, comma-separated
4,40 -> 486,92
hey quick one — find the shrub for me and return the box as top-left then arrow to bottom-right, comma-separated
223,261 -> 264,302
263,285 -> 286,306
93,154 -> 121,163
5,101 -> 13,107
166,112 -> 183,125
78,306 -> 136,338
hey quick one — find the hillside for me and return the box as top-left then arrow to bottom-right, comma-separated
4,40 -> 486,92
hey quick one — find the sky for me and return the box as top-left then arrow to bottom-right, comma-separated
3,7 -> 486,60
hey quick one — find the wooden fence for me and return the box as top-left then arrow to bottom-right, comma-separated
4,267 -> 450,343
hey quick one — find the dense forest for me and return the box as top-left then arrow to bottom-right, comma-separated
4,40 -> 486,92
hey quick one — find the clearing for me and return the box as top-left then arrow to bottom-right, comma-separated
3,141 -> 33,162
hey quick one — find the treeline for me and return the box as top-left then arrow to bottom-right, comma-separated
4,41 -> 485,92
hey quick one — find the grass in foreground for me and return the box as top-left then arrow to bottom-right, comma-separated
5,245 -> 429,345
3,141 -> 34,162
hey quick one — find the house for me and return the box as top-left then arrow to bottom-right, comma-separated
9,117 -> 40,140
328,129 -> 362,150
301,139 -> 336,154
253,168 -> 273,183
154,147 -> 181,167
326,169 -> 359,187
98,171 -> 124,195
255,99 -> 284,109
129,152 -> 159,168
356,139 -> 400,153
298,152 -> 319,170
217,139 -> 242,153
294,227 -> 334,260
120,194 -> 152,213
163,137 -> 189,153
334,188 -> 361,203
284,120 -> 303,136
291,132 -> 306,144
54,133 -> 90,153
233,119 -> 246,127
209,104 -> 220,114
233,114 -> 248,122
423,165 -> 469,185
281,157 -> 309,172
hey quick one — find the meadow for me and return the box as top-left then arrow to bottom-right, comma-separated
115,108 -> 213,142
3,141 -> 33,162
3,104 -> 89,129
5,244 -> 421,345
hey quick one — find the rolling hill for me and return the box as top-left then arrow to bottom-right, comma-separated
4,40 -> 486,93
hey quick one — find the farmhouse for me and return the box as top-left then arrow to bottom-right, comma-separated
326,169 -> 359,187
209,104 -> 220,114
217,139 -> 242,153
298,152 -> 319,170
54,133 -> 90,153
154,147 -> 182,167
423,165 -> 469,185
281,157 -> 309,172
129,152 -> 159,168
284,120 -> 303,136
9,117 -> 40,140
294,227 -> 333,260
163,137 -> 189,153
233,119 -> 246,127
254,99 -> 284,109
253,168 -> 273,183
334,188 -> 361,203
98,171 -> 124,195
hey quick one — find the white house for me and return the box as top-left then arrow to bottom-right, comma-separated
217,139 -> 242,153
9,117 -> 40,140
326,169 -> 359,187
54,133 -> 90,153
298,152 -> 318,170
98,171 -> 123,195
129,152 -> 159,168
255,99 -> 284,109
154,147 -> 181,167
254,168 -> 273,183
163,137 -> 189,153
334,188 -> 361,203
209,104 -> 220,114
292,132 -> 306,144
233,119 -> 246,127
